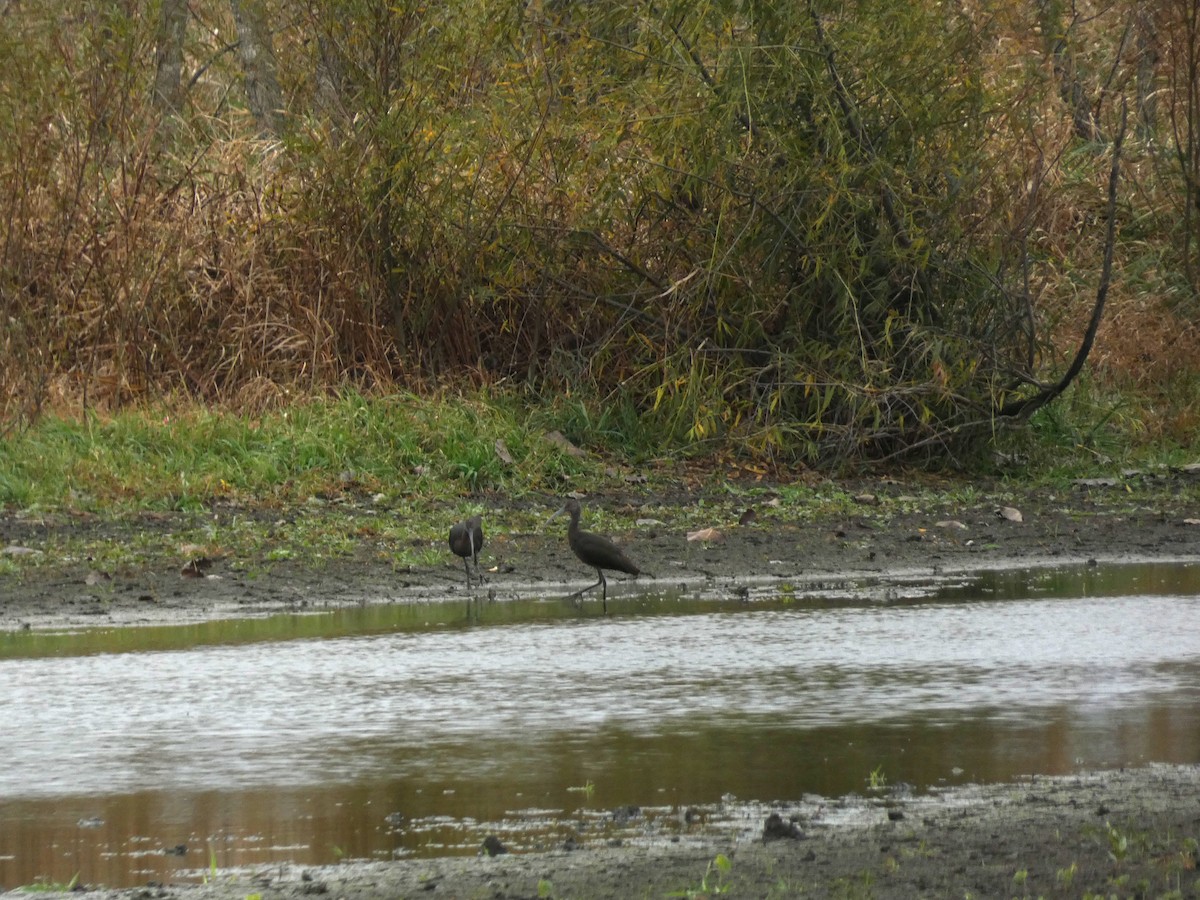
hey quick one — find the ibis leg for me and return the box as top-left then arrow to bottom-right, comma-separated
569,575 -> 604,605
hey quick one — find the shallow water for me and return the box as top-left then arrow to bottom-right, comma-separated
1,561 -> 1198,889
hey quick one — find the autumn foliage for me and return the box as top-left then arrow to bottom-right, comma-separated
1,0 -> 1198,461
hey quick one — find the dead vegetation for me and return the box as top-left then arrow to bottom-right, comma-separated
1,0 -> 1198,462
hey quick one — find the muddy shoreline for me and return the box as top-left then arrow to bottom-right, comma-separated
3,475 -> 1200,633
2,767 -> 1197,899
2,475 -> 1199,897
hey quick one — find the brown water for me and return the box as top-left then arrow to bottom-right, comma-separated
1,561 -> 1198,889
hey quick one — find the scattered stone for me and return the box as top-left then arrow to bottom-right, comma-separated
481,835 -> 508,856
180,557 -> 213,577
762,812 -> 804,842
611,805 -> 641,825
544,430 -> 587,458
494,438 -> 514,466
935,520 -> 968,530
2,545 -> 41,557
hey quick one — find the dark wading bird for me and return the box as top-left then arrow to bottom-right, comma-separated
448,514 -> 485,589
548,498 -> 640,613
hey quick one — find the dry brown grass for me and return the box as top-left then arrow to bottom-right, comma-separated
2,0 -> 1198,458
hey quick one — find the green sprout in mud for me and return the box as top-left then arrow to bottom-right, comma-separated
17,873 -> 79,893
867,764 -> 887,791
201,846 -> 219,884
1083,820 -> 1152,869
667,853 -> 732,897
1056,861 -> 1077,889
1105,821 -> 1129,863
567,780 -> 595,799
830,869 -> 874,898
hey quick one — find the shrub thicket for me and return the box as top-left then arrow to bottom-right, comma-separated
1,0 -> 1196,462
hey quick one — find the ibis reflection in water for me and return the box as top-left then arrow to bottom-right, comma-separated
548,497 -> 640,613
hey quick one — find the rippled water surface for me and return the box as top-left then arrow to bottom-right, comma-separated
1,562 -> 1198,888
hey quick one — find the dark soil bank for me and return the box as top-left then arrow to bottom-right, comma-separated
2,767 -> 1197,899
2,474 -> 1199,632
2,473 -> 1199,898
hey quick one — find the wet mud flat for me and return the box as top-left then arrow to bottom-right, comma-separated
6,765 -> 1196,899
2,475 -> 1200,631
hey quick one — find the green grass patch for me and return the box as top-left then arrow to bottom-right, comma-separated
0,390 -> 646,513
0,384 -> 1196,581
2,386 -> 1196,520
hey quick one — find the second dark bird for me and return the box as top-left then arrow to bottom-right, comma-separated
548,498 -> 640,613
448,514 -> 485,588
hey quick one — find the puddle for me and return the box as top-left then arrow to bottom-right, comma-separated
1,561 -> 1198,889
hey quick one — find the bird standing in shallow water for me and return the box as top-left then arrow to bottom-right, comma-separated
548,498 -> 640,613
448,514 -> 484,588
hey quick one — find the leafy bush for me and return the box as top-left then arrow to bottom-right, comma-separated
1,0 -> 1194,464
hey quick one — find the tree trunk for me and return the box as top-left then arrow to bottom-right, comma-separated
1036,0 -> 1101,141
152,0 -> 189,116
314,34 -> 350,122
999,104 -> 1127,420
228,0 -> 283,135
1135,7 -> 1158,139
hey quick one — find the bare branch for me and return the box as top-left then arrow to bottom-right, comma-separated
998,100 -> 1128,420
